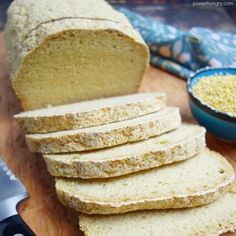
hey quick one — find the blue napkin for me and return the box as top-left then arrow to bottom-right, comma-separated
118,7 -> 236,79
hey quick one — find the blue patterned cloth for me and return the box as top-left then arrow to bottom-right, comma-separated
118,7 -> 236,79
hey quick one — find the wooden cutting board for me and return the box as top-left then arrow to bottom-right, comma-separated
0,32 -> 235,236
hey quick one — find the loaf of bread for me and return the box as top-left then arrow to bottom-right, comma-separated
14,92 -> 166,133
79,185 -> 236,236
44,124 -> 206,179
5,0 -> 149,110
25,107 -> 181,153
56,149 -> 235,215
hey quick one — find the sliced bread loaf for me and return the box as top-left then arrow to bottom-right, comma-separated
44,124 -> 205,179
25,107 -> 181,153
79,185 -> 236,236
5,0 -> 149,110
14,92 -> 166,134
55,148 -> 235,214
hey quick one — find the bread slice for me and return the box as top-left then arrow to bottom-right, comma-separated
44,124 -> 205,179
55,148 -> 235,214
79,185 -> 236,236
14,92 -> 166,134
25,107 -> 181,154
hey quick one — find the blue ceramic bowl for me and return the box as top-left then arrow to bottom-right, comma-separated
187,67 -> 236,142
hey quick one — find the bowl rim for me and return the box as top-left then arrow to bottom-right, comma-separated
187,67 -> 236,123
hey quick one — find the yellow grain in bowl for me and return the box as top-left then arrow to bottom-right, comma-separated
192,75 -> 236,117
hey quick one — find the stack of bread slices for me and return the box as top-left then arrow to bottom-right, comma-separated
14,92 -> 236,236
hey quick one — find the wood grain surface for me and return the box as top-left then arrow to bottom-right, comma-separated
0,32 -> 235,236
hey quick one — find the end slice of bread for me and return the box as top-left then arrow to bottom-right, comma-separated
79,185 -> 236,236
44,124 -> 206,178
55,148 -> 235,214
25,107 -> 181,154
14,92 -> 166,133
